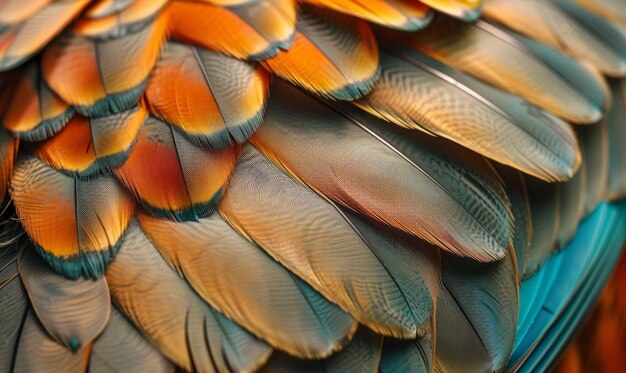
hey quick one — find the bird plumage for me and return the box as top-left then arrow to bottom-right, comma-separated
0,0 -> 625,372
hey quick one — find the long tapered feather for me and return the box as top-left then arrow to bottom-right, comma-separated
0,0 -> 51,28
302,0 -> 433,31
168,0 -> 296,61
556,168 -> 585,249
41,14 -> 167,117
0,242 -> 28,373
106,221 -> 272,372
494,165 -> 532,278
605,79 -> 626,200
251,81 -> 513,261
18,247 -> 110,351
260,327 -> 383,373
10,156 -> 134,279
355,48 -> 581,182
435,248 -> 519,372
219,145 -> 426,339
380,318 -> 436,373
262,6 -> 379,100
146,42 -> 270,148
482,0 -> 626,77
32,106 -> 146,177
2,63 -> 74,142
138,210 -> 357,359
114,116 -> 240,221
0,0 -> 89,71
394,15 -> 607,124
73,0 -> 167,39
89,307 -> 175,373
578,120 -> 609,214
524,177 -> 560,276
573,0 -> 626,24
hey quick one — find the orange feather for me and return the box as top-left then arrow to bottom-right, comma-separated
167,0 -> 296,60
114,116 -> 240,221
42,14 -> 167,116
262,6 -> 379,100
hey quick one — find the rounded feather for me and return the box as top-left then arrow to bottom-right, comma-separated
18,248 -> 111,351
262,6 -> 380,100
114,116 -> 240,221
10,156 -> 134,279
42,14 -> 167,117
146,42 -> 270,148
32,106 -> 146,177
168,0 -> 296,61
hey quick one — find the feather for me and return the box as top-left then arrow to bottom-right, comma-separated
0,242 -> 28,373
146,42 -> 270,148
434,248 -> 519,372
18,247 -> 110,351
556,168 -> 585,249
301,0 -> 433,31
84,0 -> 134,19
41,14 -> 167,117
494,166 -> 532,278
220,145 -> 425,339
262,6 -> 379,100
10,156 -> 134,279
605,79 -> 626,200
13,309 -> 91,373
338,207 -> 441,336
138,210 -> 357,359
380,319 -> 435,373
114,116 -> 239,221
32,106 -> 146,177
73,0 -> 168,39
524,177 -> 560,276
0,129 -> 17,198
578,120 -> 609,214
0,0 -> 51,27
252,81 -> 513,261
2,63 -> 74,142
419,0 -> 483,22
573,0 -> 626,24
0,0 -> 89,71
395,15 -> 607,124
482,0 -> 626,77
355,48 -> 581,182
260,327 -> 383,373
168,0 -> 296,61
106,221 -> 272,372
553,0 -> 626,78
89,307 -> 174,373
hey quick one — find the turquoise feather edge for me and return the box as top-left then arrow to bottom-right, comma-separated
509,199 -> 626,372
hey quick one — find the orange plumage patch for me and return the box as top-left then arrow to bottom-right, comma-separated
32,106 -> 146,176
10,156 -> 134,278
3,63 -> 73,141
73,0 -> 168,39
303,0 -> 433,30
146,42 -> 270,148
114,116 -> 240,221
167,0 -> 296,60
42,13 -> 167,116
262,6 -> 379,100
0,0 -> 89,71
